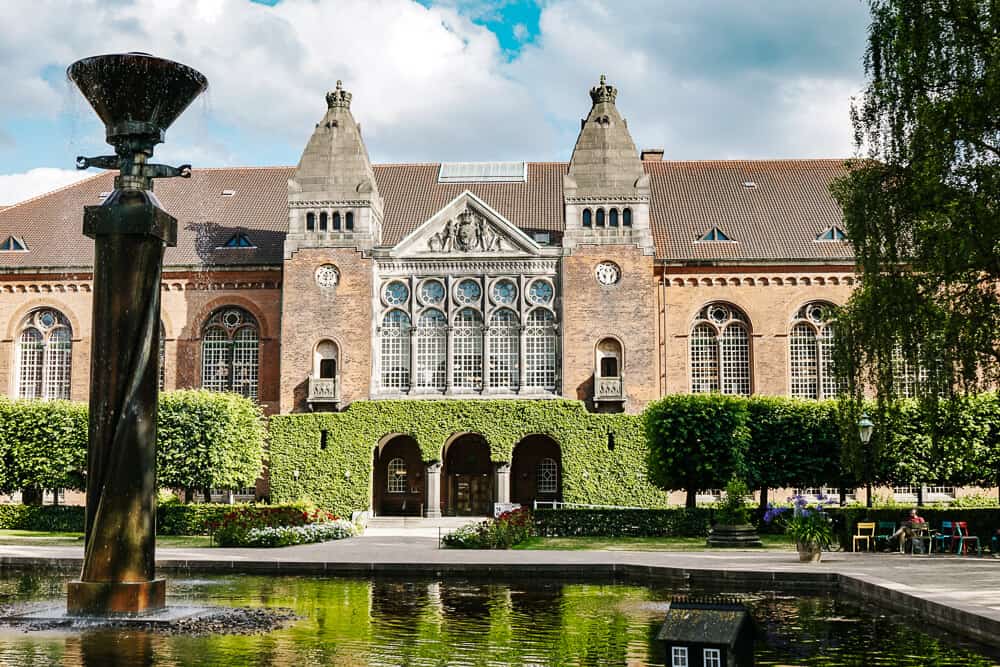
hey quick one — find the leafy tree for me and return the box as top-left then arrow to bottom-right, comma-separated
644,394 -> 749,508
0,399 -> 87,503
832,1 -> 1000,405
156,390 -> 266,501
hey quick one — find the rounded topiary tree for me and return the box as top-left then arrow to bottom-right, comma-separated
644,394 -> 750,508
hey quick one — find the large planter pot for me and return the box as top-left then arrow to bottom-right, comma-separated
707,524 -> 763,548
797,541 -> 822,563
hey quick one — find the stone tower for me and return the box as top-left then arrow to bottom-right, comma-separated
560,76 -> 658,413
280,82 -> 378,413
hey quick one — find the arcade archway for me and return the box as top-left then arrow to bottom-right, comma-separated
442,434 -> 493,516
511,435 -> 562,507
372,435 -> 424,516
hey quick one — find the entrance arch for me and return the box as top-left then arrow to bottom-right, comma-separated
372,435 -> 424,516
442,434 -> 493,516
511,435 -> 562,507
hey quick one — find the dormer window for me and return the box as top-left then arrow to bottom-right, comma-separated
816,225 -> 847,241
0,236 -> 28,252
221,232 -> 255,249
697,226 -> 733,242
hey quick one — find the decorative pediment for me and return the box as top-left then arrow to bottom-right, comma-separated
390,191 -> 542,258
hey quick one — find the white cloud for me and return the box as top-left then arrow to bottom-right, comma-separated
0,168 -> 94,206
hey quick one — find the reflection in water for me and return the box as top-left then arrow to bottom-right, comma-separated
0,573 -> 996,667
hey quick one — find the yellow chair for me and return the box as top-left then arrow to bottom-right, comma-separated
852,522 -> 876,552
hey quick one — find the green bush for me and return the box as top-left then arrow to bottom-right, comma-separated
533,508 -> 713,538
442,508 -> 534,549
157,390 -> 266,493
0,504 -> 86,532
714,479 -> 751,526
645,394 -> 750,507
0,399 -> 88,495
232,520 -> 355,547
211,502 -> 341,546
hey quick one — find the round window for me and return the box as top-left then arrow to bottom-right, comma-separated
222,309 -> 243,328
528,280 -> 554,305
383,281 -> 409,306
315,264 -> 339,289
807,304 -> 826,324
491,279 -> 517,305
419,280 -> 445,305
594,262 -> 621,286
38,311 -> 57,329
455,279 -> 482,304
708,305 -> 729,324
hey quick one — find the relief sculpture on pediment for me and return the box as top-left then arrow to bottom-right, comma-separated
427,208 -> 503,253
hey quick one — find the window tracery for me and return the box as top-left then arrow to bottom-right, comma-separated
789,302 -> 838,399
15,308 -> 72,400
689,303 -> 751,395
201,307 -> 259,400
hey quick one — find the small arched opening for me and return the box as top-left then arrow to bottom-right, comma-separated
372,435 -> 424,516
511,435 -> 562,507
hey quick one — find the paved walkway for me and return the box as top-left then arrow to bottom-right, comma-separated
2,536 -> 999,645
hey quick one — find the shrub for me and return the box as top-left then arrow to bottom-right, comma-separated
0,504 -> 85,532
0,399 -> 87,495
949,493 -> 999,508
212,502 -> 340,546
533,508 -> 712,538
714,479 -> 751,526
442,508 -> 534,549
764,495 -> 837,548
236,520 -> 355,547
645,394 -> 750,508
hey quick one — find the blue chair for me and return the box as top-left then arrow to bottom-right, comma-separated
933,520 -> 954,554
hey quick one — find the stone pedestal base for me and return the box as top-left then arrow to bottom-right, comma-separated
706,525 -> 763,548
67,579 -> 166,616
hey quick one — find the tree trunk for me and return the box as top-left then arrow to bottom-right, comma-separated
917,484 -> 924,507
184,488 -> 195,504
52,489 -> 59,506
203,488 -> 212,503
758,487 -> 769,512
839,487 -> 846,506
22,487 -> 42,506
686,487 -> 696,509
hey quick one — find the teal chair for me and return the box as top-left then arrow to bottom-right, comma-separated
933,520 -> 954,554
875,521 -> 896,551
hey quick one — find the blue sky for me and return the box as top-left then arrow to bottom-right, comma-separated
0,0 -> 870,204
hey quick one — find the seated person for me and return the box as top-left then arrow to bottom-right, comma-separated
889,509 -> 926,552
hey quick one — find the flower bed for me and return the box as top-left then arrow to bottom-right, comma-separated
211,503 -> 346,546
442,508 -> 534,549
237,520 -> 356,547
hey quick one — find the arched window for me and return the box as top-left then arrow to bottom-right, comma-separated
525,309 -> 557,390
415,309 -> 447,390
596,209 -> 606,227
689,303 -> 751,395
201,307 -> 260,400
609,208 -> 619,227
622,208 -> 632,226
319,212 -> 328,231
537,457 -> 558,494
380,310 -> 411,391
892,344 -> 927,398
596,338 -> 622,378
332,212 -> 341,231
15,308 -> 72,400
314,339 -> 338,379
582,209 -> 592,227
387,457 -> 407,493
790,302 -> 838,399
306,212 -> 316,231
453,308 -> 483,390
488,308 -> 519,390
345,211 -> 354,231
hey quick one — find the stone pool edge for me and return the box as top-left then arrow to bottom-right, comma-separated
1,555 -> 997,648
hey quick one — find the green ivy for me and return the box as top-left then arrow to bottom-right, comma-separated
268,400 -> 668,516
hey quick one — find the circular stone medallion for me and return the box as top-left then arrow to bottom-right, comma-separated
595,262 -> 621,286
315,264 -> 340,289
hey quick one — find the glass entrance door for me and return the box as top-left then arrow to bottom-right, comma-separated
450,474 -> 491,515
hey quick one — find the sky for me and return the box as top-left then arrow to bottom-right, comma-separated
0,0 -> 871,206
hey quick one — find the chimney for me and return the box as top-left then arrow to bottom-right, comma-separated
641,148 -> 664,162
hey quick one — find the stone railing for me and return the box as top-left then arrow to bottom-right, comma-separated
594,376 -> 623,401
308,377 -> 340,404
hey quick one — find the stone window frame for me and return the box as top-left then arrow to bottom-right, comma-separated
536,457 -> 558,494
14,308 -> 73,400
379,309 -> 412,391
200,306 -> 260,401
487,307 -> 520,391
789,301 -> 839,399
689,302 -> 753,396
387,457 -> 407,493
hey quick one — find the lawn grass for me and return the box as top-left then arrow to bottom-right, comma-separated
0,529 -> 212,549
513,533 -> 795,551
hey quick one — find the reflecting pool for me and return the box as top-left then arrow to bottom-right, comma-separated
0,573 -> 996,666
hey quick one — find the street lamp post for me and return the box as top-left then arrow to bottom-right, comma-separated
858,414 -> 875,509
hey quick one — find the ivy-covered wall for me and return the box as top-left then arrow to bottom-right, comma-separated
268,399 -> 669,514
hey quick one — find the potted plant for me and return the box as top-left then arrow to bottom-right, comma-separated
707,479 -> 762,548
764,494 -> 836,562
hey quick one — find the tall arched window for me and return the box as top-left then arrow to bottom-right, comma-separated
314,339 -> 339,379
345,211 -> 354,231
332,212 -> 341,230
789,302 -> 838,399
689,303 -> 751,395
15,308 -> 72,400
306,212 -> 315,231
488,308 -> 519,390
201,307 -> 260,400
415,309 -> 447,390
525,308 -> 557,390
622,208 -> 632,226
453,308 -> 483,390
387,457 -> 407,493
380,310 -> 411,391
609,208 -> 619,227
319,211 -> 328,231
596,209 -> 606,227
582,209 -> 592,227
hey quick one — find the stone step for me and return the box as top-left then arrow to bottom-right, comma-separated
366,516 -> 487,530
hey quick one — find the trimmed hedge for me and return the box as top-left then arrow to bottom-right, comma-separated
0,398 -> 88,494
269,400 -> 668,517
0,504 -> 86,532
533,508 -> 713,538
828,507 -> 1000,552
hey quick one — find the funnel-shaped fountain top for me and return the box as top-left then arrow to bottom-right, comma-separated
68,53 -> 207,146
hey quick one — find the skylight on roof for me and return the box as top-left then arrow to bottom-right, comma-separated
742,181 -> 757,189
438,162 -> 526,183
219,232 -> 256,249
221,189 -> 236,197
697,226 -> 733,242
816,226 -> 847,242
0,236 -> 27,252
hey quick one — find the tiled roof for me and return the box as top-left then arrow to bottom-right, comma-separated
0,159 -> 852,270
